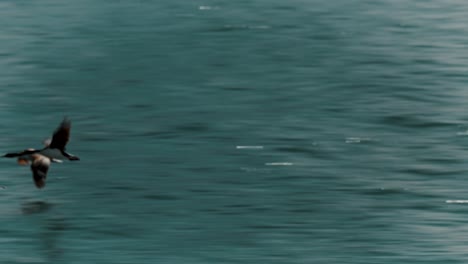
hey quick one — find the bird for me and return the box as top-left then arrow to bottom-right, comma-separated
3,118 -> 80,188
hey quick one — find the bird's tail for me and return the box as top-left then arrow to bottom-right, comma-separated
4,152 -> 21,158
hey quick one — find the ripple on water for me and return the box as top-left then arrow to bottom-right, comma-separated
446,200 -> 468,204
382,114 -> 457,129
360,187 -> 445,212
174,122 -> 210,133
21,201 -> 53,215
265,162 -> 294,166
198,5 -> 220,10
79,132 -> 114,142
208,24 -> 271,33
274,145 -> 313,154
142,194 -> 179,201
399,167 -> 464,177
345,137 -> 377,144
236,146 -> 264,149
361,187 -> 440,199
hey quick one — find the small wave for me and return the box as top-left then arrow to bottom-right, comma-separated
236,146 -> 264,149
382,114 -> 456,129
363,187 -> 408,196
174,122 -> 210,132
212,24 -> 271,32
446,200 -> 468,204
265,162 -> 294,166
240,167 -> 271,173
199,6 -> 219,10
275,146 -> 313,154
456,131 -> 468,136
345,137 -> 374,144
142,194 -> 179,201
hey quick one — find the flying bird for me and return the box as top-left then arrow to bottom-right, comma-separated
3,118 -> 80,188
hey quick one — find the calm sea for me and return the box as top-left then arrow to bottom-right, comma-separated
1,1 -> 468,263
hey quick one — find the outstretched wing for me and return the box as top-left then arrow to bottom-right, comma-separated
49,118 -> 71,150
43,138 -> 52,147
30,154 -> 50,189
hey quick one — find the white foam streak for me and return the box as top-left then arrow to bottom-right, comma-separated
236,146 -> 264,149
345,137 -> 373,144
199,6 -> 219,10
446,200 -> 468,204
265,162 -> 294,166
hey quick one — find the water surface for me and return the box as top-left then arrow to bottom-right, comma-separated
1,1 -> 468,263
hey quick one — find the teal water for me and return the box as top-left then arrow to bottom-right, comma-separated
2,1 -> 468,263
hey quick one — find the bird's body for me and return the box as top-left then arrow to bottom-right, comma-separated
3,118 -> 79,188
40,148 -> 75,161
30,154 -> 50,189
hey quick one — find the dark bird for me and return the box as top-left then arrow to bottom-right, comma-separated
3,118 -> 80,188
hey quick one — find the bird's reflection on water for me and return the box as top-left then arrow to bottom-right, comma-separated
21,201 -> 66,261
21,201 -> 53,215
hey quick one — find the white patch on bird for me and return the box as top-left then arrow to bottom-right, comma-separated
43,138 -> 52,147
34,154 -> 51,166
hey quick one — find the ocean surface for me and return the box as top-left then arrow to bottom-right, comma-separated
1,1 -> 468,263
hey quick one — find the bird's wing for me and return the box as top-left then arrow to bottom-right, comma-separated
43,138 -> 52,147
30,154 -> 50,189
49,118 -> 71,150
